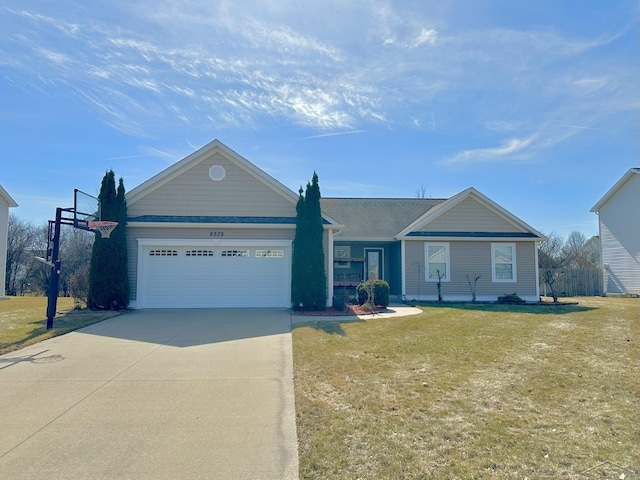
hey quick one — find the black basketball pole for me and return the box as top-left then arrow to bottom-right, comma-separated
45,208 -> 62,329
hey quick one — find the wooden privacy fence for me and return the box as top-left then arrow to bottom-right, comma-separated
539,268 -> 603,297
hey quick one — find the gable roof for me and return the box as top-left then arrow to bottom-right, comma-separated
320,197 -> 446,241
126,139 -> 341,227
397,187 -> 545,240
0,184 -> 18,207
590,168 -> 640,213
127,139 -> 299,206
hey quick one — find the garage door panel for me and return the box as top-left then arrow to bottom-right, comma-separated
140,245 -> 290,308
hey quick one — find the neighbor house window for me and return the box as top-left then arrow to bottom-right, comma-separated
425,243 -> 450,281
492,243 -> 516,282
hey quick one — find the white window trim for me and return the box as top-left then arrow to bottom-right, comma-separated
424,242 -> 450,282
491,243 -> 517,283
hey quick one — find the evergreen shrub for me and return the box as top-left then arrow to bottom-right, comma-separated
497,293 -> 525,304
333,288 -> 349,311
356,280 -> 390,307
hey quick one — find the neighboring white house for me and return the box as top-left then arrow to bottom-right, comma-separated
591,168 -> 640,295
0,184 -> 18,298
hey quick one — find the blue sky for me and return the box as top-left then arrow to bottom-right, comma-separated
1,0 -> 638,238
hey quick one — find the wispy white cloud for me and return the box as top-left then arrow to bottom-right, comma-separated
384,27 -> 438,48
36,48 -> 72,64
1,0 -> 636,150
483,121 -> 519,132
322,181 -> 384,197
9,9 -> 79,36
442,135 -> 537,165
572,77 -> 608,90
560,124 -> 618,133
411,28 -> 438,47
299,130 -> 366,140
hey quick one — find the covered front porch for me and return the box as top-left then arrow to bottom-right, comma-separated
332,241 -> 402,296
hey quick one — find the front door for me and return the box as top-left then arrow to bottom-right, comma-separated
365,248 -> 384,281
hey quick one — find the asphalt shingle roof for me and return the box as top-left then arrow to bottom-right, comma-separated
320,197 -> 446,240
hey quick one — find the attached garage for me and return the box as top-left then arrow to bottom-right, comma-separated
136,240 -> 292,308
125,140 -> 338,310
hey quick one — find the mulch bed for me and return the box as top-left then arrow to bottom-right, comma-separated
292,305 -> 389,316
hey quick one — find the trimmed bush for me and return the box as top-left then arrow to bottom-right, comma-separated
498,293 -> 525,304
333,288 -> 349,312
356,280 -> 390,307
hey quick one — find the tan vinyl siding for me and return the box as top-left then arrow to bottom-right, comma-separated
128,152 -> 296,218
127,226 -> 295,302
419,197 -> 525,233
404,240 -> 538,300
599,173 -> 640,294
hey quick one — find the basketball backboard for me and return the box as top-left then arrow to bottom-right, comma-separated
73,189 -> 100,229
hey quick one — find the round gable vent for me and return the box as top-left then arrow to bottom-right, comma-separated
209,165 -> 226,181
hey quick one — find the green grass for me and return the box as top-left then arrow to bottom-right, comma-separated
0,296 -> 122,355
293,297 -> 640,479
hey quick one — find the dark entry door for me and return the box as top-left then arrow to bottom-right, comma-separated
365,248 -> 384,281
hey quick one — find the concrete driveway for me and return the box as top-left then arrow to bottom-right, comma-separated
0,308 -> 299,480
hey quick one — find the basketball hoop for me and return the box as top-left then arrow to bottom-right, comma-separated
88,221 -> 118,239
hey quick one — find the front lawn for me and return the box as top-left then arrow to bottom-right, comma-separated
0,296 -> 122,355
293,297 -> 639,479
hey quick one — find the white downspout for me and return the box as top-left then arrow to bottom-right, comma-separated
401,240 -> 406,300
534,241 -> 541,300
327,228 -> 335,307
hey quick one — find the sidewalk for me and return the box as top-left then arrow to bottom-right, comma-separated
291,303 -> 422,324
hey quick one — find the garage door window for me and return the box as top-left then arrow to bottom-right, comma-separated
186,249 -> 215,256
149,249 -> 178,256
221,250 -> 249,257
256,249 -> 284,258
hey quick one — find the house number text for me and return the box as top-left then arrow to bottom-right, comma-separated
209,231 -> 225,237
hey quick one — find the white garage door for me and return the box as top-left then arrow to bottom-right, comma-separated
138,243 -> 291,308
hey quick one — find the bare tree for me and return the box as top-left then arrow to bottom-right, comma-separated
466,273 -> 481,302
5,214 -> 39,294
538,231 -> 567,303
436,269 -> 445,301
562,231 -> 587,268
415,185 -> 428,199
579,236 -> 600,268
538,230 -> 599,302
59,228 -> 94,297
21,224 -> 51,294
538,231 -> 567,269
6,214 -> 94,297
